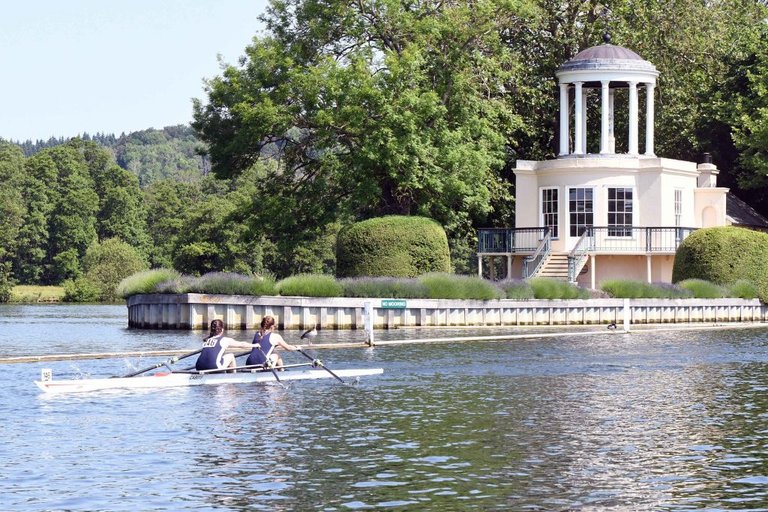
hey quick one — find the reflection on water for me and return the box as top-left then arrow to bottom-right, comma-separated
1,305 -> 767,510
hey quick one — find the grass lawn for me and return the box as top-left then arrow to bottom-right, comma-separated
10,285 -> 65,303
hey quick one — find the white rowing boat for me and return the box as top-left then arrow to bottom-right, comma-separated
35,367 -> 384,394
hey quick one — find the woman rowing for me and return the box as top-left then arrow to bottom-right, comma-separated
246,315 -> 301,369
195,319 -> 256,371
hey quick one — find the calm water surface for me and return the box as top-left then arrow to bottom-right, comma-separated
1,305 -> 767,511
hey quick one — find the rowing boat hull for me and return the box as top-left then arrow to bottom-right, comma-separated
35,368 -> 384,394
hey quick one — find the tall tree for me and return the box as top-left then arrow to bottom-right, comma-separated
72,139 -> 151,254
0,142 -> 27,296
31,144 -> 99,283
193,0 -> 534,273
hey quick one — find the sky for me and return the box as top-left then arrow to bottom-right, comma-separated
0,0 -> 270,142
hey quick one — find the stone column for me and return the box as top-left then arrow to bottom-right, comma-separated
559,83 -> 569,155
574,82 -> 584,155
645,83 -> 655,156
581,90 -> 588,153
600,80 -> 610,154
628,81 -> 639,155
609,90 -> 616,153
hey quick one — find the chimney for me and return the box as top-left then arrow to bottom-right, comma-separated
697,152 -> 718,187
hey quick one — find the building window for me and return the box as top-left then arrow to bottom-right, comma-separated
674,189 -> 682,227
568,187 -> 593,237
608,187 -> 633,236
541,188 -> 559,239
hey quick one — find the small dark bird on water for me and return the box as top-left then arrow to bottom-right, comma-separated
301,326 -> 318,344
607,321 -> 617,330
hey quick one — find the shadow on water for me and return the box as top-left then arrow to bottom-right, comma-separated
1,305 -> 767,510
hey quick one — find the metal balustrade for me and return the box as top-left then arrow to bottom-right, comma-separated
478,226 -> 695,255
477,227 -> 549,253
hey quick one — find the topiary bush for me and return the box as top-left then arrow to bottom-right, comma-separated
336,216 -> 451,278
673,226 -> 768,302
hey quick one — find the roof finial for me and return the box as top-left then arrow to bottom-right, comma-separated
600,6 -> 613,45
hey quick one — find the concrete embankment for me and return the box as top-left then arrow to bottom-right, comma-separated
127,294 -> 768,331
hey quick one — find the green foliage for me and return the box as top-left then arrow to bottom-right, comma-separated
336,216 -> 451,278
0,261 -> 14,303
9,285 -> 65,303
340,277 -> 430,299
0,143 -> 26,281
673,227 -> 768,301
497,279 -> 535,300
117,268 -> 182,298
418,273 -> 503,300
529,278 -> 590,299
276,274 -> 343,297
193,1 -> 526,273
142,179 -> 206,268
600,279 -> 691,299
62,276 -> 102,302
112,126 -> 206,187
184,272 -> 276,296
728,279 -> 758,299
677,279 -> 726,298
82,238 -> 148,302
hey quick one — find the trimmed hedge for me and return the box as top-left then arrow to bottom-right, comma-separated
673,227 -> 768,302
336,216 -> 451,278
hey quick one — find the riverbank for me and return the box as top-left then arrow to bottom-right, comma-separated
127,293 -> 768,331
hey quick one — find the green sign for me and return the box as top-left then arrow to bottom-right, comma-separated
381,299 -> 407,309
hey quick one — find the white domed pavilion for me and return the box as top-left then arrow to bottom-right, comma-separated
477,39 -> 737,288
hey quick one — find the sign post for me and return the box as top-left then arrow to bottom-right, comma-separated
363,301 -> 374,346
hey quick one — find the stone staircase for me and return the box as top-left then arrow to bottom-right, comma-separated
533,253 -> 588,282
535,253 -> 570,280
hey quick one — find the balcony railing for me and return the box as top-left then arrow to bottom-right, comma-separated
478,226 -> 696,255
478,227 -> 549,253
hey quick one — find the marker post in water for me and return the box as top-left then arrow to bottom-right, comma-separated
364,301 -> 374,346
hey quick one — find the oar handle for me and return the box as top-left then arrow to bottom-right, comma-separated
256,345 -> 285,387
296,348 -> 345,384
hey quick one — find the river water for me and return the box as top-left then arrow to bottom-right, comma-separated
1,304 -> 767,511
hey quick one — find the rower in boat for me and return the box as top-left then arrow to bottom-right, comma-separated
196,319 -> 257,371
246,315 -> 301,369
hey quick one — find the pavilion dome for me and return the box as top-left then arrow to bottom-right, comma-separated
557,43 -> 657,75
554,39 -> 659,157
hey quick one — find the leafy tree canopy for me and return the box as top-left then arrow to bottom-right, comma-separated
193,0 -> 533,271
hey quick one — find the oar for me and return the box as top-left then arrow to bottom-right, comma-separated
120,348 -> 202,378
296,348 -> 345,384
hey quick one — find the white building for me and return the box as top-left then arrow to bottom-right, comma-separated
477,40 -> 760,288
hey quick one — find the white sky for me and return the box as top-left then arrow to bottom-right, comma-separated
0,0 -> 270,141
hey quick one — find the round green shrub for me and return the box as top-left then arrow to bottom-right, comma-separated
336,216 -> 451,278
673,227 -> 768,302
